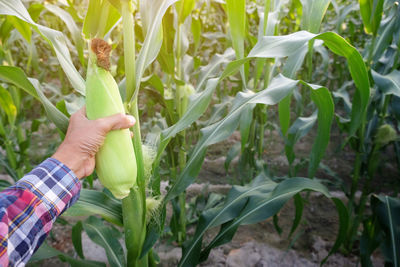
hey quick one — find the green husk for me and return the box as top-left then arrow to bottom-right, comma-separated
86,38 -> 137,199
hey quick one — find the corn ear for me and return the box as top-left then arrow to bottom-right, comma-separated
86,38 -> 137,199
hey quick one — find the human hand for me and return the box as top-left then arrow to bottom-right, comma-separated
52,107 -> 136,179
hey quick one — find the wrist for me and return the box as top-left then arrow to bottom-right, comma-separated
52,147 -> 82,179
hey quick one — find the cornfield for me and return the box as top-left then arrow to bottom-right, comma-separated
0,0 -> 399,266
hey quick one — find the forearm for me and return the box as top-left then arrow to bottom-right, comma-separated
0,158 -> 81,266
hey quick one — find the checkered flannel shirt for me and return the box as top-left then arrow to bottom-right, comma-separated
0,158 -> 81,267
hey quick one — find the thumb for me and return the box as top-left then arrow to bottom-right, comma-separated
96,113 -> 136,133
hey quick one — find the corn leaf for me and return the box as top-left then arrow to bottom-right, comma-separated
165,75 -> 299,202
279,41 -> 316,138
278,95 -> 292,136
372,69 -> 400,97
249,30 -> 370,137
45,4 -> 85,66
307,83 -> 334,178
83,0 -> 121,39
179,174 -> 276,267
226,0 -> 246,59
131,0 -> 178,102
72,221 -> 85,259
7,15 -> 32,43
30,242 -> 106,266
359,0 -> 384,35
370,195 -> 400,267
372,11 -> 399,62
64,189 -> 123,227
165,72 -> 334,201
239,104 -> 254,151
0,85 -> 17,125
226,0 -> 246,83
191,16 -> 201,52
300,0 -> 331,33
157,6 -> 176,75
196,48 -> 235,91
289,194 -> 304,237
83,0 -> 102,38
180,177 -> 348,267
176,0 -> 196,25
152,78 -> 219,194
0,179 -> 12,191
0,66 -> 69,133
83,216 -> 126,267
0,0 -> 85,95
285,112 -> 318,165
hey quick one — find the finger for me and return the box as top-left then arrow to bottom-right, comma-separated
130,131 -> 134,138
70,106 -> 88,123
97,113 -> 136,133
77,106 -> 87,116
72,106 -> 88,121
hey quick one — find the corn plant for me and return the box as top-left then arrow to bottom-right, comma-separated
339,0 -> 400,254
1,0 -> 399,267
360,195 -> 400,266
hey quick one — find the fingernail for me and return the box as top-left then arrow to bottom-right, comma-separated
127,115 -> 136,125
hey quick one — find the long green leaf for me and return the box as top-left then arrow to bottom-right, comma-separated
83,0 -> 121,39
372,10 -> 398,62
166,74 -> 334,201
0,66 -> 69,133
72,221 -> 85,259
151,78 -> 219,194
371,195 -> 400,266
165,75 -> 299,202
0,0 -> 85,94
130,0 -> 178,102
306,82 -> 334,177
300,0 -> 331,33
372,69 -> 400,97
0,85 -> 17,125
248,30 -> 370,137
83,216 -> 126,267
176,0 -> 196,24
196,48 -> 235,91
64,189 -> 123,226
285,112 -> 318,165
180,178 -> 348,267
7,15 -> 32,43
30,242 -> 106,266
226,0 -> 246,59
359,0 -> 384,35
289,194 -> 304,237
180,174 -> 277,267
226,0 -> 246,83
45,4 -> 85,66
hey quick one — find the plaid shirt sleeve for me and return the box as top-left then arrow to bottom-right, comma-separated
0,158 -> 81,267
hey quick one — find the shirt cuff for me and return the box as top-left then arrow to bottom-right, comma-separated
15,158 -> 81,218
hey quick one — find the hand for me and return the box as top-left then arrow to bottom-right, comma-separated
52,107 -> 136,179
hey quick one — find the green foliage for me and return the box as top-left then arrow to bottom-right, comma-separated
361,195 -> 400,266
180,176 -> 348,267
83,216 -> 126,267
0,0 -> 399,266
